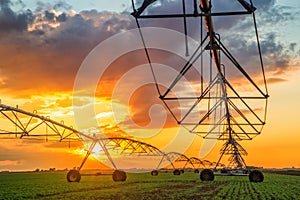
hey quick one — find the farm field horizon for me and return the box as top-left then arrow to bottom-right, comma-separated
0,171 -> 299,199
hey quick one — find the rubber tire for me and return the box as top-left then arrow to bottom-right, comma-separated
67,170 -> 81,182
151,170 -> 159,176
112,170 -> 127,182
249,170 -> 264,182
194,169 -> 199,173
173,169 -> 181,176
180,169 -> 184,174
200,169 -> 214,181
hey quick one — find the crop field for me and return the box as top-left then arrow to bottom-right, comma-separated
0,171 -> 299,200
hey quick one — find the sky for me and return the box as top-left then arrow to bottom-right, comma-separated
0,0 -> 299,171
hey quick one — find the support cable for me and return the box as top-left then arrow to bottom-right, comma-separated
250,0 -> 269,123
217,37 -> 267,97
182,0 -> 189,56
132,0 -> 162,96
161,35 -> 208,98
251,3 -> 268,95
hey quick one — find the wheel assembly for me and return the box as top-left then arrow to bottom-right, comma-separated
151,170 -> 159,176
249,170 -> 264,182
112,170 -> 127,182
173,169 -> 181,176
67,170 -> 81,182
200,169 -> 214,181
194,169 -> 199,173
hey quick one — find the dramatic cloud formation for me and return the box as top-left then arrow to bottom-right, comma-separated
0,1 -> 135,97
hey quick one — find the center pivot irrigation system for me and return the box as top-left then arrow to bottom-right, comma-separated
0,0 -> 268,184
131,0 -> 268,182
0,103 -> 219,182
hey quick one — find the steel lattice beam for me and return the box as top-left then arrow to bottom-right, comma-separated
0,103 -> 198,171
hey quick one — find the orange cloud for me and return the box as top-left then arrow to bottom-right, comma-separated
0,160 -> 23,167
266,77 -> 288,84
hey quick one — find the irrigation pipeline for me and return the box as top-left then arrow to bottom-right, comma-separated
0,103 -> 93,140
0,103 -> 117,169
200,0 -> 221,71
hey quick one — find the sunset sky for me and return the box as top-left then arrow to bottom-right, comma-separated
0,0 -> 299,171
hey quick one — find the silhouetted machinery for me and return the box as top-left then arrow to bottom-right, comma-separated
0,103 -> 217,182
131,0 -> 268,182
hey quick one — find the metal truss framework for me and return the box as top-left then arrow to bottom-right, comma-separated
0,104 -> 78,142
157,152 -> 194,170
189,157 -> 225,169
156,152 -> 224,171
0,103 -> 164,170
131,0 -> 269,169
0,103 -> 217,172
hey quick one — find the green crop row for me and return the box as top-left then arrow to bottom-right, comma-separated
0,172 -> 299,199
